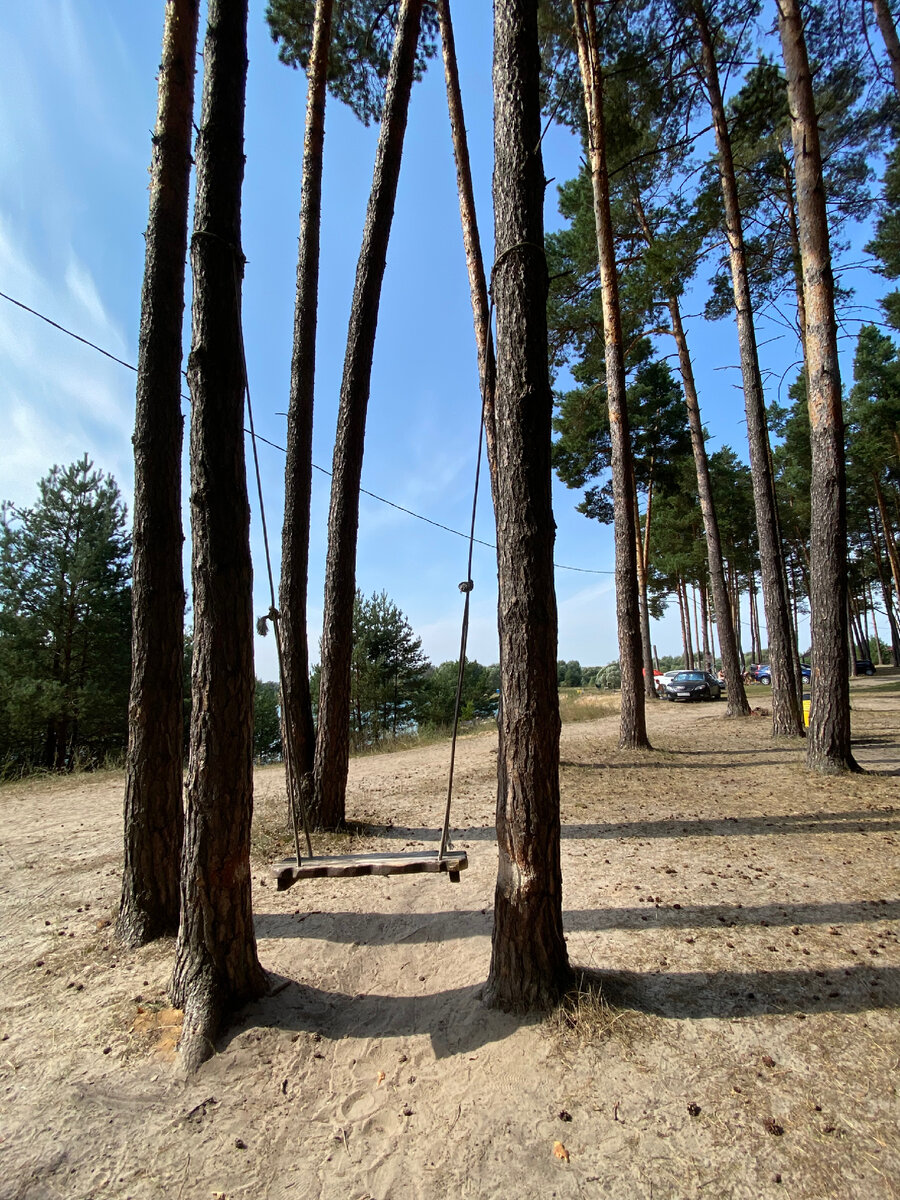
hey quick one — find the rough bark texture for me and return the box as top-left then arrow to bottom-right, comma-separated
437,0 -> 499,508
171,0 -> 266,1072
692,0 -> 804,738
668,296 -> 751,716
873,0 -> 900,96
572,0 -> 649,749
279,0 -> 333,826
777,0 -> 859,770
313,0 -> 423,829
118,0 -> 199,949
483,0 -> 571,1013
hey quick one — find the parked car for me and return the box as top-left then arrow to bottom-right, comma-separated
655,669 -> 682,696
755,663 -> 811,685
855,659 -> 876,676
664,670 -> 723,701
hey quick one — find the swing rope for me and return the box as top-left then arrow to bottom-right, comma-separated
226,250 -> 312,865
226,241 -> 483,871
439,412 -> 485,859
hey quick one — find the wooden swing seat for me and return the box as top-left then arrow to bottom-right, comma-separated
274,849 -> 468,891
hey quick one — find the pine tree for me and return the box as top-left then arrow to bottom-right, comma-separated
313,0 -> 425,828
119,0 -> 200,949
0,458 -> 131,772
171,0 -> 267,1072
684,0 -> 804,737
484,0 -> 570,1012
777,0 -> 859,771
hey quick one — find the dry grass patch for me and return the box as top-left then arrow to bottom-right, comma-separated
546,969 -> 660,1057
558,689 -> 621,723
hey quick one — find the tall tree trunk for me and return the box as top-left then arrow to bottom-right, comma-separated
699,581 -> 711,671
572,0 -> 648,749
867,511 -> 898,661
691,0 -> 804,737
634,479 -> 656,698
437,0 -> 498,504
866,581 -> 884,663
696,583 -> 705,672
483,0 -> 570,1013
313,0 -> 424,828
171,0 -> 266,1072
118,0 -> 199,948
661,292 -> 750,714
279,0 -> 333,839
875,476 -> 900,604
782,153 -> 808,360
749,576 -> 761,664
776,0 -> 858,771
873,501 -> 900,662
872,0 -> 900,95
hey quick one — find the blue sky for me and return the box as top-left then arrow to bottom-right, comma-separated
0,3 -> 890,680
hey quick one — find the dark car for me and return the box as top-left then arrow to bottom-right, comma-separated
755,663 -> 811,685
855,659 -> 876,676
664,670 -> 722,701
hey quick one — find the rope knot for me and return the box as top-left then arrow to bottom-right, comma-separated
256,606 -> 280,637
459,580 -> 474,593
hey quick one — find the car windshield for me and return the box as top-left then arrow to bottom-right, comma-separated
675,672 -> 704,681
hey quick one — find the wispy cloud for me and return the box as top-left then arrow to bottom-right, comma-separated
0,214 -> 135,508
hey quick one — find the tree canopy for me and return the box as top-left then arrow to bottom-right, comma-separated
265,0 -> 439,124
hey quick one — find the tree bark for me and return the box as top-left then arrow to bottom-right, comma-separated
437,0 -> 498,506
691,0 -> 804,737
483,0 -> 570,1013
572,0 -> 649,749
118,0 -> 199,948
313,0 -> 424,829
171,0 -> 267,1072
872,0 -> 900,96
776,0 -> 858,771
279,0 -> 333,832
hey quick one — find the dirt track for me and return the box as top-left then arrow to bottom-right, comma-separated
1,683 -> 898,1199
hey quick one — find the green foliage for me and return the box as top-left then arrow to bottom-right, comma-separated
254,680 -> 282,762
594,661 -> 621,690
418,659 -> 499,727
265,0 -> 439,125
868,143 -> 900,327
552,342 -> 691,523
556,659 -> 583,687
312,589 -> 430,748
771,372 -> 812,567
705,48 -> 883,323
0,457 -> 131,772
847,324 -> 900,480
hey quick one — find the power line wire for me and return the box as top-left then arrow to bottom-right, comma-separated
0,287 -> 614,576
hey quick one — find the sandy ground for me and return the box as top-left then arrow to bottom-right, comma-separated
1,679 -> 898,1200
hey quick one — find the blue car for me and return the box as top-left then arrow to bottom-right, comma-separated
755,663 -> 811,684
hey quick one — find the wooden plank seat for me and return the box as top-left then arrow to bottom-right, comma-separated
274,849 -> 468,891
